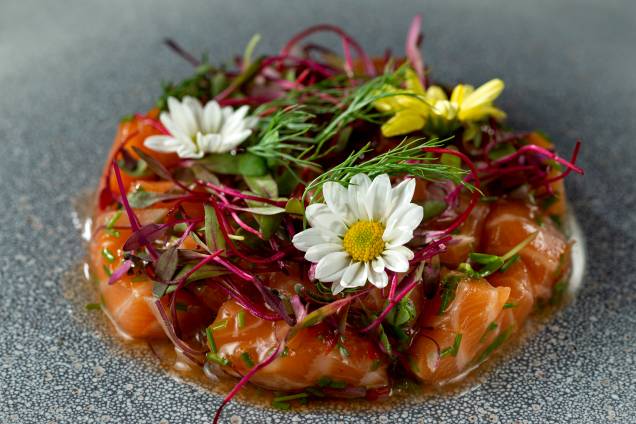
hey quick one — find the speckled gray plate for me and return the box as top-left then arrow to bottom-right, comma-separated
1,0 -> 635,423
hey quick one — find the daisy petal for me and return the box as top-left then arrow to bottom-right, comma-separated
202,100 -> 222,133
220,129 -> 253,152
159,112 -> 190,142
176,141 -> 202,159
382,248 -> 412,272
323,182 -> 353,224
339,261 -> 368,289
144,135 -> 182,153
392,245 -> 415,260
182,96 -> 204,128
383,226 -> 415,248
168,97 -> 198,137
331,281 -> 347,295
371,257 -> 385,272
305,204 -> 346,235
196,133 -> 222,154
305,243 -> 344,263
366,174 -> 392,222
315,252 -> 350,281
292,227 -> 340,251
221,105 -> 250,134
386,203 -> 423,235
368,268 -> 389,288
348,173 -> 372,220
388,178 -> 416,218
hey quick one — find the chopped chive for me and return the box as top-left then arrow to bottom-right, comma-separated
541,195 -> 558,211
102,265 -> 112,277
500,254 -> 520,273
306,387 -> 325,397
106,210 -> 123,229
271,400 -> 291,410
409,356 -> 421,374
378,324 -> 393,355
479,195 -> 499,203
240,352 -> 254,368
438,275 -> 460,314
120,114 -> 134,123
175,303 -> 188,312
317,376 -> 332,388
501,232 -> 537,262
206,352 -> 230,366
480,322 -> 498,343
273,393 -> 308,402
337,341 -> 350,358
211,319 -> 228,331
476,327 -> 513,363
370,359 -> 381,371
329,380 -> 346,389
440,333 -> 463,358
503,302 -> 517,309
236,310 -> 246,329
85,303 -> 101,311
101,248 -> 115,263
280,346 -> 289,357
105,228 -> 121,238
550,280 -> 568,305
206,327 -> 217,353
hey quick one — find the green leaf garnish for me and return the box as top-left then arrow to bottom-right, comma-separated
440,333 -> 463,358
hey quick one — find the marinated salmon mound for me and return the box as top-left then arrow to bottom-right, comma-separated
481,199 -> 571,300
486,260 -> 534,332
439,201 -> 490,267
407,275 -> 510,383
209,300 -> 389,391
98,111 -> 179,206
90,209 -> 210,339
526,132 -> 568,217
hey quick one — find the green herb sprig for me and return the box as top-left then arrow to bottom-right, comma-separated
304,137 -> 469,200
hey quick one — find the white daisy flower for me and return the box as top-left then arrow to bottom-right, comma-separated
144,96 -> 258,159
292,173 -> 424,294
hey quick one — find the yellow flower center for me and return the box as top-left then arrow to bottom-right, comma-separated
342,220 -> 385,262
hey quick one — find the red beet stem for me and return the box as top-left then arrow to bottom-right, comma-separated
280,24 -> 375,75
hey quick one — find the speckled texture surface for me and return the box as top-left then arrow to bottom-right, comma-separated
1,0 -> 635,423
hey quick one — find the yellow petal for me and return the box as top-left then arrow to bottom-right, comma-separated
432,99 -> 457,121
381,110 -> 426,137
461,79 -> 504,112
425,85 -> 448,102
405,68 -> 425,94
374,85 -> 402,112
458,105 -> 506,122
450,84 -> 474,105
398,96 -> 432,115
374,97 -> 397,112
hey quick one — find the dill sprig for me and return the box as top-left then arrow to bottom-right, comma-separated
248,67 -> 408,168
248,106 -> 320,169
310,69 -> 405,158
304,137 -> 470,199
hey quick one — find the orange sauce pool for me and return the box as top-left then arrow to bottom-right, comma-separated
67,191 -> 586,412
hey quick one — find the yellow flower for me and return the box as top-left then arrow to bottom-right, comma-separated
374,69 -> 506,138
